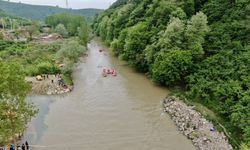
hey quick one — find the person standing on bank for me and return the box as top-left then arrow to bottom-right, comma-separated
25,141 -> 29,150
21,144 -> 25,150
10,145 -> 15,150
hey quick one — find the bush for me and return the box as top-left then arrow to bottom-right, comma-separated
25,66 -> 38,76
78,23 -> 88,45
55,24 -> 68,38
37,62 -> 60,74
61,58 -> 74,74
151,50 -> 193,86
56,40 -> 86,63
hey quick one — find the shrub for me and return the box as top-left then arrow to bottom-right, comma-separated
56,40 -> 86,63
151,50 -> 193,86
55,24 -> 68,38
37,62 -> 60,74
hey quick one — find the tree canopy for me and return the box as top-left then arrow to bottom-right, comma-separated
45,13 -> 88,45
0,62 -> 37,145
93,0 -> 250,148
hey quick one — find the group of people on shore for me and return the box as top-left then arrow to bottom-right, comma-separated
0,141 -> 29,150
102,68 -> 117,77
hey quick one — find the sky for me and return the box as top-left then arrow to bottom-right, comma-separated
6,0 -> 117,9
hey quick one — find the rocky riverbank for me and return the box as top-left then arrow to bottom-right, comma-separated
26,75 -> 73,95
163,96 -> 233,150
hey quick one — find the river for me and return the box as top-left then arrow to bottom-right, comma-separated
23,39 -> 195,150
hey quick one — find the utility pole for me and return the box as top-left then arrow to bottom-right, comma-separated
66,0 -> 69,9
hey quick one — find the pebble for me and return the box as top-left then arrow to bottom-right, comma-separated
163,96 -> 233,150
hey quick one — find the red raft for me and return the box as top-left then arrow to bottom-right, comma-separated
102,68 -> 117,77
111,69 -> 117,76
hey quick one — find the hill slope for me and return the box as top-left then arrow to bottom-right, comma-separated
93,0 -> 250,148
0,0 -> 103,20
0,9 -> 31,29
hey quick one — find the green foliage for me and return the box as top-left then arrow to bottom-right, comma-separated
187,46 -> 250,144
157,17 -> 185,51
185,11 -> 209,58
0,62 -> 37,145
240,143 -> 250,150
37,62 -> 60,75
56,40 -> 86,75
56,40 -> 86,63
45,13 -> 86,36
152,50 -> 193,86
123,22 -> 150,71
55,24 -> 68,38
62,73 -> 73,85
78,22 -> 89,45
26,21 -> 40,40
0,41 -> 61,76
93,0 -> 250,147
0,9 -> 31,30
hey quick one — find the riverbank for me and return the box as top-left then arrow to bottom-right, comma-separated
163,96 -> 233,150
25,75 -> 73,95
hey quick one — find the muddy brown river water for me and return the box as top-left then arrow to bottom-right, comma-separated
23,39 -> 195,150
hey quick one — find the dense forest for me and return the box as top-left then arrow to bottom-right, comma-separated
0,0 -> 102,20
93,0 -> 250,148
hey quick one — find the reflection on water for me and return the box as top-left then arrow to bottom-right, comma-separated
23,40 -> 195,150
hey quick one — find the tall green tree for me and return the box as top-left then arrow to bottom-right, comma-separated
55,24 -> 68,38
26,21 -> 40,40
0,62 -> 37,145
185,11 -> 209,58
123,22 -> 150,71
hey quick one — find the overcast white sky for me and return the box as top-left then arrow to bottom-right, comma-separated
6,0 -> 117,9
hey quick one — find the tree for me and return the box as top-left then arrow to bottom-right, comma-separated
55,24 -> 68,38
0,18 -> 6,29
123,22 -> 150,71
37,62 -> 60,74
26,21 -> 40,40
56,40 -> 86,63
45,13 -> 88,41
157,17 -> 185,51
184,11 -> 209,58
78,22 -> 88,45
0,62 -> 37,145
93,0 -> 250,147
151,50 -> 193,86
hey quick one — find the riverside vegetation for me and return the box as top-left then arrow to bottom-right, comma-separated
92,0 -> 250,149
0,11 -> 88,145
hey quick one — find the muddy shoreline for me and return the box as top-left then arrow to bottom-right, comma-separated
163,96 -> 233,150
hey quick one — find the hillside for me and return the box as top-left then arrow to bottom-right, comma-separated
93,0 -> 250,149
0,9 -> 31,30
0,0 -> 103,20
